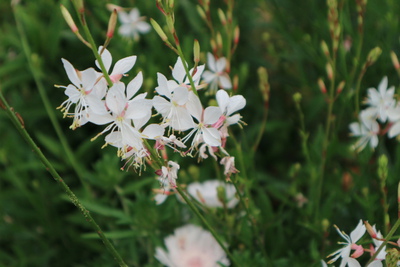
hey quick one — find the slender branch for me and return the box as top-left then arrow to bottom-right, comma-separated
0,89 -> 128,267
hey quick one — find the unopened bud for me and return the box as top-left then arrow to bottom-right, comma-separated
166,16 -> 175,35
321,40 -> 330,57
378,154 -> 388,181
73,0 -> 84,13
326,63 -> 333,80
168,0 -> 175,9
216,32 -> 223,50
150,19 -> 168,42
106,9 -> 118,38
210,39 -> 217,54
367,46 -> 382,65
391,51 -> 400,70
234,26 -> 240,45
318,78 -> 327,94
233,75 -> 239,91
193,39 -> 200,63
364,221 -> 377,238
336,80 -> 345,94
258,67 -> 270,102
60,5 -> 78,33
321,219 -> 330,232
197,5 -> 206,21
293,92 -> 302,103
218,9 -> 226,25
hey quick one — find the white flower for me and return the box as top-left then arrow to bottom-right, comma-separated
202,52 -> 232,93
182,92 -> 222,148
117,8 -> 151,40
327,220 -> 366,266
155,224 -> 230,267
153,73 -> 195,131
220,156 -> 238,179
187,180 -> 238,209
169,57 -> 205,91
57,58 -> 107,129
349,108 -> 379,151
96,46 -> 137,83
365,76 -> 395,123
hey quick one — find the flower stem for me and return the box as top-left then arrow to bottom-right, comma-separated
175,186 -> 241,266
0,89 -> 128,267
13,5 -> 93,197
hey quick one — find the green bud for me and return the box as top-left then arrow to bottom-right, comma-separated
293,92 -> 302,103
150,18 -> 168,41
367,46 -> 382,65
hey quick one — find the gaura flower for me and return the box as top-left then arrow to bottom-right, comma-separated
117,8 -> 151,40
349,108 -> 379,152
202,52 -> 232,93
327,220 -> 366,266
365,76 -> 395,123
57,58 -> 107,129
155,224 -> 230,267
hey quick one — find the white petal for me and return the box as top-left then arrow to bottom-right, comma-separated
215,57 -> 227,72
172,57 -> 186,83
111,56 -> 137,76
136,21 -> 151,33
106,83 -> 126,115
216,89 -> 229,112
96,46 -> 112,72
155,73 -> 172,97
204,106 -> 222,125
206,52 -> 216,72
203,127 -> 221,147
80,68 -> 98,90
129,8 -> 140,20
118,11 -> 131,24
227,95 -> 246,115
127,71 -> 143,99
388,122 -> 400,138
61,58 -> 81,88
172,87 -> 189,106
141,124 -> 165,139
170,107 -> 195,131
350,220 -> 366,243
64,85 -> 80,103
153,96 -> 171,117
378,76 -> 388,96
219,73 -> 232,89
186,91 -> 203,121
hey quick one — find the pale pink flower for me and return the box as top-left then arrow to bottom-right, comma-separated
158,161 -> 180,188
220,156 -> 238,179
155,224 -> 230,267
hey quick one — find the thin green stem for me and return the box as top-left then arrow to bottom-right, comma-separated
366,218 -> 400,266
13,6 -> 92,197
175,186 -> 241,266
0,89 -> 128,267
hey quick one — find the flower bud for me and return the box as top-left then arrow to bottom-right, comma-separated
391,51 -> 400,70
193,39 -> 200,63
218,9 -> 226,25
150,18 -> 168,42
320,40 -> 330,58
197,5 -> 206,21
326,63 -> 333,80
60,5 -> 78,33
106,4 -> 123,12
293,92 -> 302,103
233,75 -> 239,91
367,47 -> 382,66
106,9 -> 118,38
234,26 -> 240,45
73,0 -> 84,13
318,78 -> 327,94
336,80 -> 345,95
364,221 -> 377,238
216,32 -> 223,51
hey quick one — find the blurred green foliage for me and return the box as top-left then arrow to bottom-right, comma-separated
1,0 -> 400,266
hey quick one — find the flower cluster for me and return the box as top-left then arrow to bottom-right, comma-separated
57,47 -> 246,188
349,76 -> 398,151
323,220 -> 389,267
